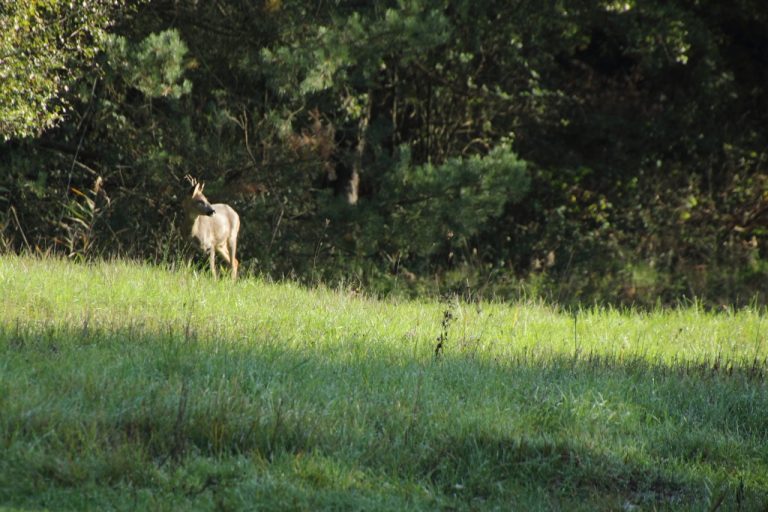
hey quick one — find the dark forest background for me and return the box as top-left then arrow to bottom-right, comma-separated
2,0 -> 768,306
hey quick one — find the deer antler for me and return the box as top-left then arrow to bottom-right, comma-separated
184,174 -> 199,187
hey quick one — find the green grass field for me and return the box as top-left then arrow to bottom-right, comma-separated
1,256 -> 767,511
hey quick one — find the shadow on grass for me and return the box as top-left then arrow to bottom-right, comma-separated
2,322 -> 768,510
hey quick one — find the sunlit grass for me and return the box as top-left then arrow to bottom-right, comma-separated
1,255 -> 767,510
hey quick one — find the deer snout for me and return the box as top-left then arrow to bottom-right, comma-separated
206,207 -> 216,216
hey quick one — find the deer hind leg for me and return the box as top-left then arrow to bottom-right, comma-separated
229,235 -> 238,281
229,217 -> 240,281
216,242 -> 231,264
216,242 -> 238,281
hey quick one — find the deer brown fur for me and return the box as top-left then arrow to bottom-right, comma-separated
182,175 -> 240,281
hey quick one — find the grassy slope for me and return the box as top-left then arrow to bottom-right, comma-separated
0,256 -> 767,511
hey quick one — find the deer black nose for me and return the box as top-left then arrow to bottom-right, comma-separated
207,208 -> 216,216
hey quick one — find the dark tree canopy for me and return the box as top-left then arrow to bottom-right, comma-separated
1,0 -> 767,306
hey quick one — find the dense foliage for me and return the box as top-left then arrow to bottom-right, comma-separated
0,0 -> 129,139
1,0 -> 767,305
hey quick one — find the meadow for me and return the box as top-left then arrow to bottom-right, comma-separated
1,256 -> 767,511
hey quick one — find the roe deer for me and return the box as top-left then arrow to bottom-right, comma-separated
182,175 -> 240,281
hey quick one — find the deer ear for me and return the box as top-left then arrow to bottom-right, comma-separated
200,183 -> 205,193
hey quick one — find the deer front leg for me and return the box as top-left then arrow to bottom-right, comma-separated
209,247 -> 217,278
